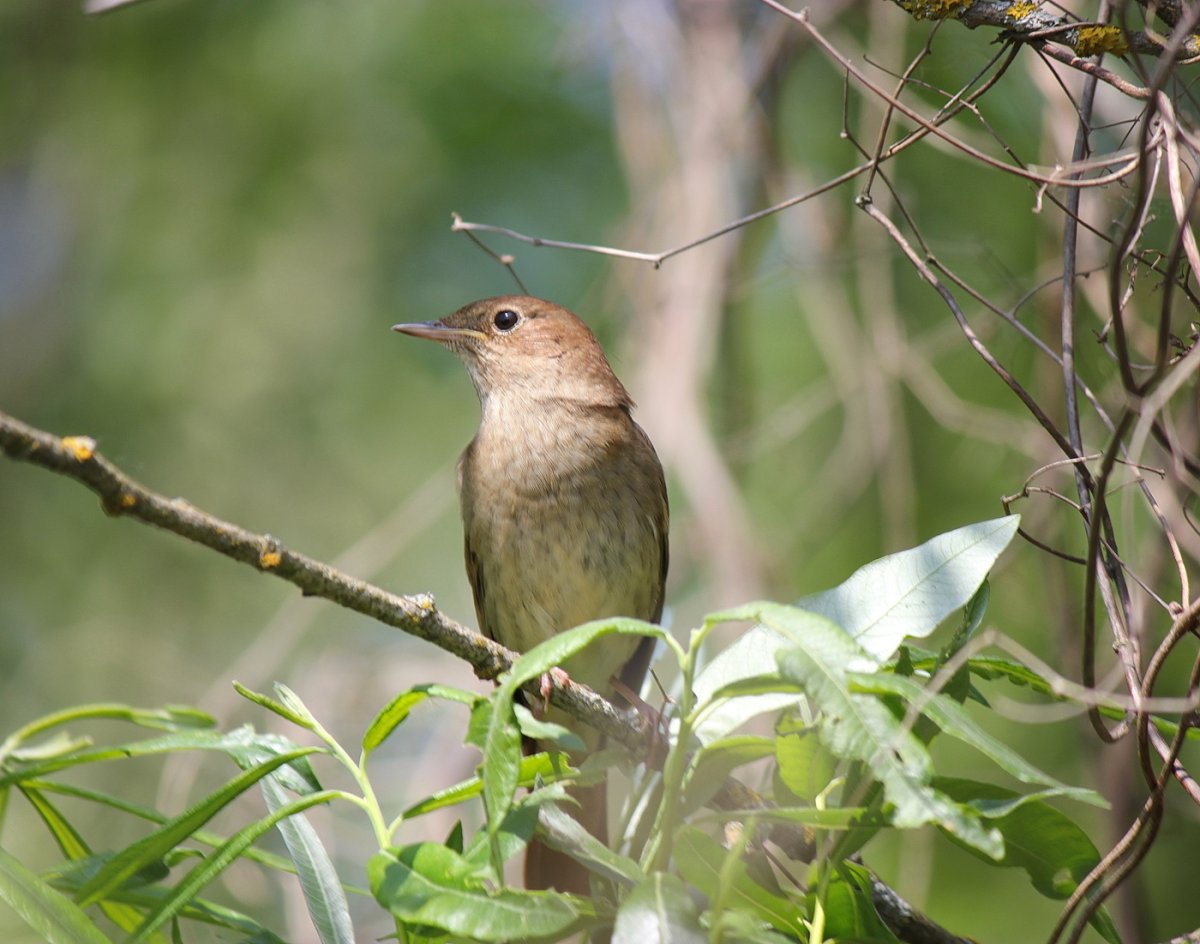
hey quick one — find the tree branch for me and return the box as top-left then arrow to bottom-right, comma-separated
0,408 -> 646,751
0,407 -> 982,944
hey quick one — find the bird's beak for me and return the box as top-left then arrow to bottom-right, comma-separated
392,321 -> 487,344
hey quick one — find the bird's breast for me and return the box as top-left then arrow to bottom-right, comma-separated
459,402 -> 664,694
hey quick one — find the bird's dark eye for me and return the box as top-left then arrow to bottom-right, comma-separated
493,309 -> 520,332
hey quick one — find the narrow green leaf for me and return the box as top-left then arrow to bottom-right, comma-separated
126,790 -> 341,944
22,779 -> 300,876
612,872 -> 705,944
233,683 -> 312,729
0,845 -> 112,944
0,726 -> 298,791
362,684 -> 478,755
701,806 -> 867,829
273,685 -> 319,729
402,752 -> 577,819
513,704 -> 585,750
76,747 -> 318,907
261,775 -> 354,944
20,787 -> 155,938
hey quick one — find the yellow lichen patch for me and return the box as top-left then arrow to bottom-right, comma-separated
61,436 -> 96,462
898,0 -> 971,20
1006,1 -> 1038,21
1074,25 -> 1128,56
259,548 -> 283,569
119,493 -> 136,509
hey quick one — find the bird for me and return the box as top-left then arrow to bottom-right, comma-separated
393,295 -> 668,895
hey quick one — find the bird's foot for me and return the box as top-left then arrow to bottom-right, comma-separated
610,677 -> 670,768
538,667 -> 571,714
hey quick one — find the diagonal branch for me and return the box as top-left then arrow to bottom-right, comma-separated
0,408 -> 647,752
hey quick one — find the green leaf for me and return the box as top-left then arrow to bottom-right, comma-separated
0,726 -> 308,791
402,751 -> 577,819
233,683 -> 313,730
681,736 -> 775,814
20,787 -> 156,937
796,515 -> 1019,660
612,872 -> 705,944
0,704 -> 214,766
821,861 -> 901,943
513,704 -> 585,750
760,608 -> 1002,857
775,726 -> 838,803
0,845 -> 112,944
125,790 -> 341,944
694,519 -> 1020,724
484,618 -> 665,868
261,774 -> 354,944
75,747 -> 319,907
844,672 -> 1105,807
535,800 -> 645,886
22,779 -> 301,877
370,843 -> 585,941
361,684 -> 478,755
673,827 -> 806,938
702,805 -> 867,829
935,778 -> 1119,944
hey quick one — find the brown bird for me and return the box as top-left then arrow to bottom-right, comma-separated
393,295 -> 668,894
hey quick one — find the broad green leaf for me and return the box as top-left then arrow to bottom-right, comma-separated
692,608 -> 829,745
125,790 -> 341,944
0,845 -> 112,944
693,518 -> 1020,729
612,872 -> 705,944
775,726 -> 838,803
681,736 -> 775,814
845,672 -> 1105,807
535,800 -> 645,886
370,843 -> 585,941
795,515 -> 1019,660
673,827 -> 806,938
763,609 -> 1002,857
935,778 -> 1119,944
821,862 -> 901,943
513,704 -> 585,750
362,684 -> 478,755
261,775 -> 353,944
76,747 -> 319,907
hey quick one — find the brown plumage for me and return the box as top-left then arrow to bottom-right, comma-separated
394,295 -> 668,895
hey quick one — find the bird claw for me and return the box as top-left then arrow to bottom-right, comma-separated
538,667 -> 571,714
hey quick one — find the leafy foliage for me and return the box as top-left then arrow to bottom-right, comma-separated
0,518 -> 1138,943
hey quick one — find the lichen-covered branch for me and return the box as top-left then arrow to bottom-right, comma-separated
892,0 -> 1200,60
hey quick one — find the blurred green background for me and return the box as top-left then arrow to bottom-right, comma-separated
1,1 -> 1195,941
